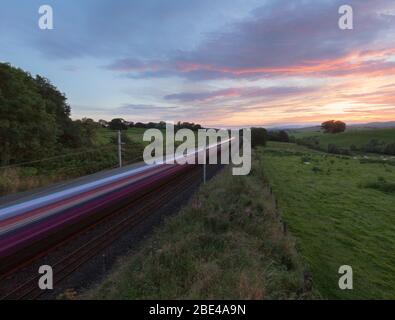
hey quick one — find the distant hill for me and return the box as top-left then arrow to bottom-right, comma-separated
349,121 -> 395,129
281,121 -> 395,135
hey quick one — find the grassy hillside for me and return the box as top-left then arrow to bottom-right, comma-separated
261,142 -> 395,299
290,128 -> 395,153
0,128 -> 145,196
0,126 -> 204,197
86,153 -> 317,300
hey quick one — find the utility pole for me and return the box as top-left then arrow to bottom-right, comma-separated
203,142 -> 206,184
118,130 -> 122,168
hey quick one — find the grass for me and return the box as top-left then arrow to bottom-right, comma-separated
85,152 -> 317,300
261,142 -> 395,299
290,128 -> 395,151
0,128 -> 146,196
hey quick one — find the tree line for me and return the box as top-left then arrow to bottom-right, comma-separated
100,118 -> 203,131
0,63 -> 103,165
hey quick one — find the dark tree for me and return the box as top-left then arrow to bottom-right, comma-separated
268,130 -> 290,142
321,120 -> 346,134
251,127 -> 268,148
109,118 -> 128,131
98,119 -> 109,128
134,122 -> 146,128
0,63 -> 74,164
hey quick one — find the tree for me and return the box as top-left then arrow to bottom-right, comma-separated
0,63 -> 58,164
0,62 -> 97,165
268,130 -> 290,142
134,122 -> 146,128
321,120 -> 346,134
98,119 -> 109,128
109,118 -> 128,131
251,127 -> 268,148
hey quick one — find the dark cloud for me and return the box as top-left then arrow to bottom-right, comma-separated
7,0 -> 261,60
107,0 -> 395,80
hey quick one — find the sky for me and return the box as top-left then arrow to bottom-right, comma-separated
1,0 -> 395,127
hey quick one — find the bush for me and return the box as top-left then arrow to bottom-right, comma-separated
384,143 -> 395,155
327,144 -> 351,156
328,144 -> 339,154
361,178 -> 395,194
268,130 -> 290,143
251,128 -> 268,148
362,139 -> 385,154
296,137 -> 322,151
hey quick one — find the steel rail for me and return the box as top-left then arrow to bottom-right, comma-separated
0,166 -> 204,300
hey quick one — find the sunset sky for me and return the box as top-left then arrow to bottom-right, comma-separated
1,0 -> 395,127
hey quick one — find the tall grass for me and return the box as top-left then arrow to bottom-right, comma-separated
86,152 -> 317,300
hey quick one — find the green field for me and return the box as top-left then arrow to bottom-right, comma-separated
0,128 -> 147,196
261,142 -> 395,299
289,128 -> 395,153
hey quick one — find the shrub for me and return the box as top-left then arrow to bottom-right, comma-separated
363,139 -> 385,154
268,130 -> 290,143
327,144 -> 350,155
384,143 -> 395,155
251,128 -> 268,148
361,178 -> 395,194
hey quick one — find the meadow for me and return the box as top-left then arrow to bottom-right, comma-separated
290,128 -> 395,155
261,142 -> 395,299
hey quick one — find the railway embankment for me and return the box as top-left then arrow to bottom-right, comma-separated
85,152 -> 317,299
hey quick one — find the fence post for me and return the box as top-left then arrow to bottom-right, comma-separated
118,130 -> 122,168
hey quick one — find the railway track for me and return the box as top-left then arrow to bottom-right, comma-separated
0,165 -> 209,300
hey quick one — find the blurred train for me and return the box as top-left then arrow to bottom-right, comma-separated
0,139 -> 232,274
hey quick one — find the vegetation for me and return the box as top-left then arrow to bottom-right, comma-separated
268,130 -> 291,143
321,120 -> 346,134
86,153 -> 317,300
102,118 -> 203,131
0,63 -> 101,165
108,118 -> 129,131
251,127 -> 268,148
261,142 -> 395,299
292,128 -> 395,156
